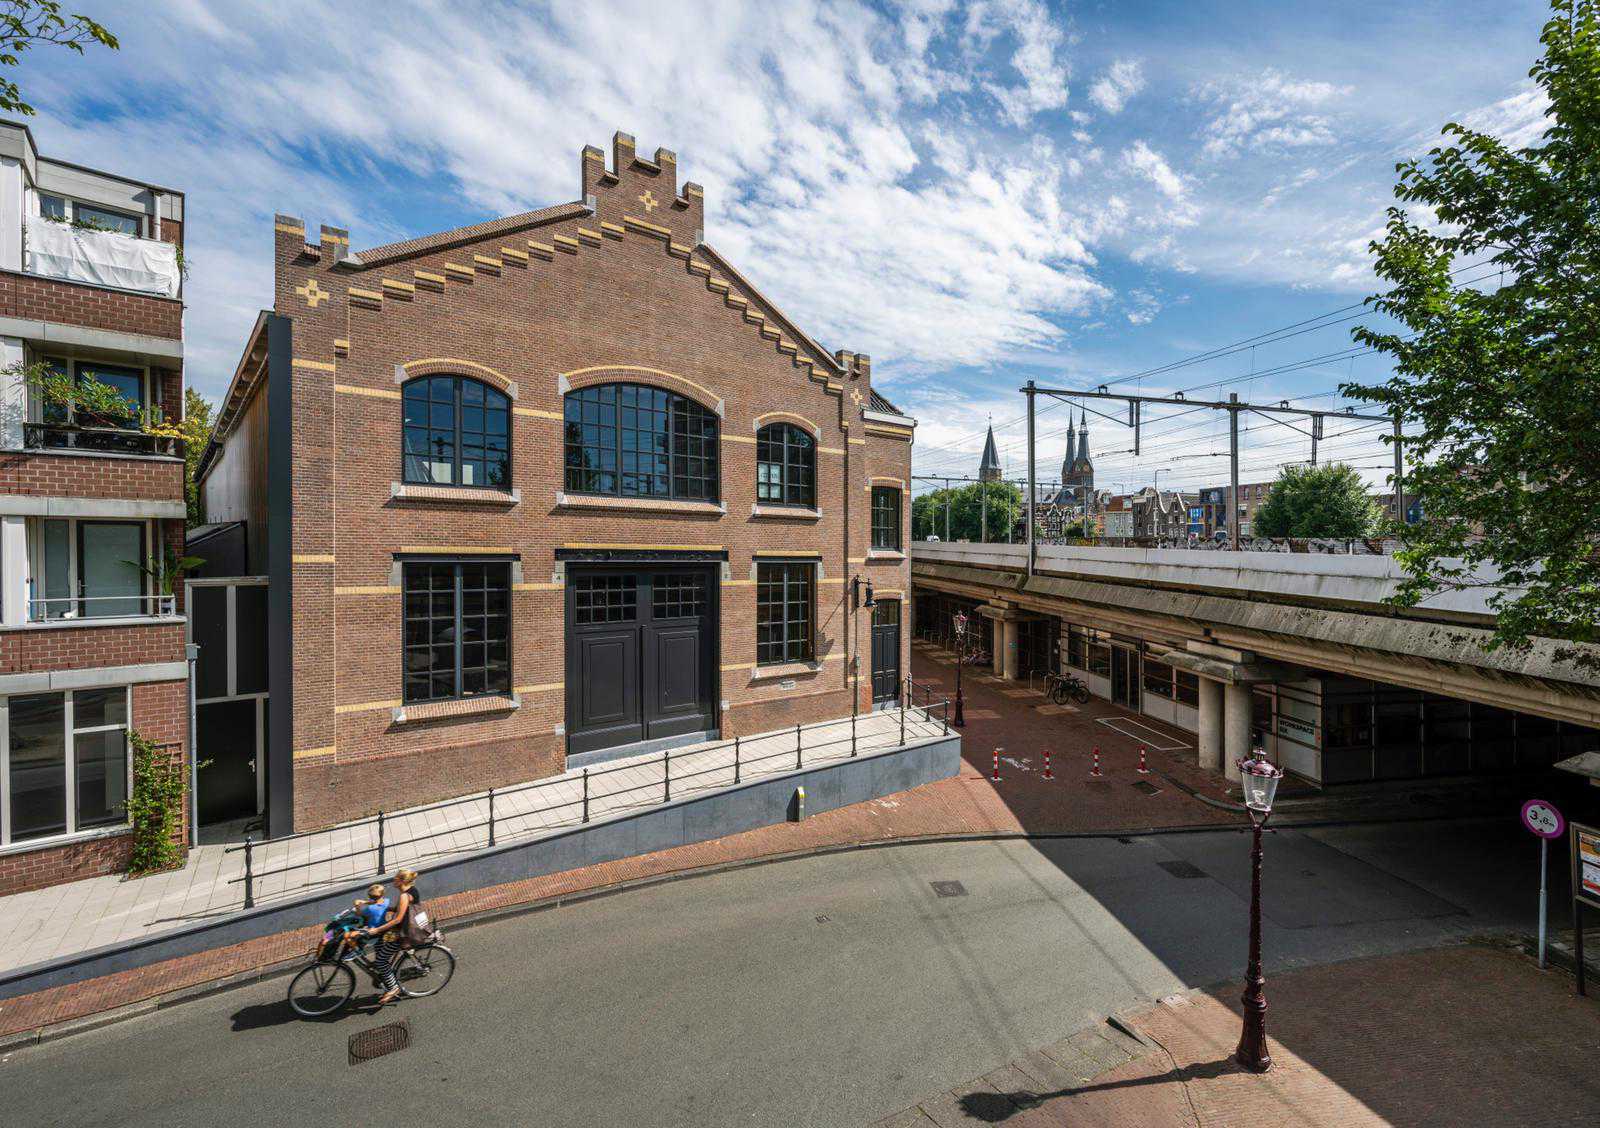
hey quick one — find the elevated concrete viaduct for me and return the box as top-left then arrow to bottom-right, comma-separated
911,542 -> 1600,786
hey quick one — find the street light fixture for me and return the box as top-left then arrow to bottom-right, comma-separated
952,610 -> 968,728
1235,749 -> 1284,1074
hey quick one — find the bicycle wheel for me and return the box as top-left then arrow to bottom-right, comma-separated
287,960 -> 355,1017
1071,681 -> 1090,705
394,943 -> 456,998
1049,681 -> 1067,705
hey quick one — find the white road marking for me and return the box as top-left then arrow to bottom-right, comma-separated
1094,715 -> 1191,751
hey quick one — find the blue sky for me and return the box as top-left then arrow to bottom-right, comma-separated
15,0 -> 1557,492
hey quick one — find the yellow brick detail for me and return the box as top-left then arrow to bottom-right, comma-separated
346,287 -> 383,302
293,553 -> 336,563
527,240 -> 555,257
500,246 -> 529,262
622,214 -> 672,238
335,384 -> 401,400
599,221 -> 626,237
398,545 -> 514,555
414,269 -> 447,284
382,278 -> 416,293
444,262 -> 475,277
552,235 -> 580,251
292,358 -> 337,372
473,254 -> 502,268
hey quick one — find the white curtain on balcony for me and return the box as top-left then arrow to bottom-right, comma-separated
23,221 -> 180,299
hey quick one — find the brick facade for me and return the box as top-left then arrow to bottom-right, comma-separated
0,269 -> 183,340
264,134 -> 914,829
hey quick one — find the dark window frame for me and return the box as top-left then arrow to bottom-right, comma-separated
871,486 -> 902,551
563,383 -> 719,503
402,375 -> 512,490
755,422 -> 816,507
756,561 -> 814,665
402,560 -> 512,705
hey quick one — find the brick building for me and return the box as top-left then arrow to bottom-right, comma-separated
198,133 -> 915,835
0,122 -> 189,894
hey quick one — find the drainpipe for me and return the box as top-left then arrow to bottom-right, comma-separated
186,641 -> 199,848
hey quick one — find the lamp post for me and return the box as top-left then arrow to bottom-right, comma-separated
952,610 -> 968,728
1235,750 -> 1284,1074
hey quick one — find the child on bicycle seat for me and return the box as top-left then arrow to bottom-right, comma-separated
339,884 -> 390,959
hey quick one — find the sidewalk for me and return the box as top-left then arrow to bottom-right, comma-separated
875,943 -> 1600,1126
0,706 -> 945,975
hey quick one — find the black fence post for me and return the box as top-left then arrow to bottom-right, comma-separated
582,768 -> 590,823
664,749 -> 672,802
487,787 -> 496,847
734,736 -> 741,784
242,836 -> 255,909
796,723 -> 803,770
851,711 -> 858,757
900,689 -> 907,746
376,810 -> 386,875
942,700 -> 949,735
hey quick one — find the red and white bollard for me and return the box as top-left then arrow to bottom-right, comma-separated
1043,750 -> 1053,780
992,748 -> 1002,782
1138,745 -> 1150,774
1090,746 -> 1102,777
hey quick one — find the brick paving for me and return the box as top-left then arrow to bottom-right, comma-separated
876,943 -> 1600,1127
0,644 -> 1247,1045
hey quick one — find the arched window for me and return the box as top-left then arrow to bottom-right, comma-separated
402,376 -> 511,488
756,422 -> 815,507
563,383 -> 719,502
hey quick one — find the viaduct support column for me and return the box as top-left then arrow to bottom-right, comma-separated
1000,618 -> 1019,681
1224,681 -> 1252,782
1197,677 -> 1224,773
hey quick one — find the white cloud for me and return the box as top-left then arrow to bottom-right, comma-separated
972,0 -> 1073,126
1088,59 -> 1144,115
1194,68 -> 1350,159
1452,80 -> 1551,150
1120,140 -> 1187,202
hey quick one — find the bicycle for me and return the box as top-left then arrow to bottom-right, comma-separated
287,913 -> 456,1017
1045,671 -> 1091,705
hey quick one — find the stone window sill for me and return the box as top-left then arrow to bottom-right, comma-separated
2,614 -> 185,632
555,492 -> 725,516
866,549 -> 905,561
748,660 -> 822,682
750,504 -> 821,521
392,482 -> 520,505
0,821 -> 130,859
391,693 -> 520,725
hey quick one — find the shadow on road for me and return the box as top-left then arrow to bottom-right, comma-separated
957,1058 -> 1242,1122
229,994 -> 386,1032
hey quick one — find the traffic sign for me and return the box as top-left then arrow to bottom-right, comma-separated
1520,799 -> 1565,839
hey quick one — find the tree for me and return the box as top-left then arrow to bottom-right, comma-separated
0,1 -> 117,116
912,481 -> 1023,542
178,387 -> 214,526
1251,464 -> 1381,539
1342,1 -> 1600,669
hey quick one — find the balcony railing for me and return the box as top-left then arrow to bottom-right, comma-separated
23,421 -> 183,457
22,219 -> 181,298
26,592 -> 178,623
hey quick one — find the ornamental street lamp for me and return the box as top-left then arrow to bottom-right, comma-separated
1235,748 -> 1284,1074
952,610 -> 968,728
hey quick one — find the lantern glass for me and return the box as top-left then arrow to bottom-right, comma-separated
1237,756 -> 1283,815
864,582 -> 876,609
954,611 -> 968,637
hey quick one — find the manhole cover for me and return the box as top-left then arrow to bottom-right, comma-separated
349,1020 -> 411,1065
1157,860 -> 1206,880
815,914 -> 831,924
931,880 -> 968,898
1131,780 -> 1161,795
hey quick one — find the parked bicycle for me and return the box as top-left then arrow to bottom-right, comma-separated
286,908 -> 456,1017
1045,671 -> 1091,705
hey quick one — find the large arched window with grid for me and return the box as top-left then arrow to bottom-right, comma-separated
402,375 -> 511,488
755,422 -> 815,507
563,383 -> 719,501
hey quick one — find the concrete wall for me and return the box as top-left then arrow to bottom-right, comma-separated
0,732 -> 960,1001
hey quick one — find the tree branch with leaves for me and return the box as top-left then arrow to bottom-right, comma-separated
0,1 -> 117,117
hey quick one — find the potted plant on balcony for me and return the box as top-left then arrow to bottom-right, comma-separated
124,544 -> 205,613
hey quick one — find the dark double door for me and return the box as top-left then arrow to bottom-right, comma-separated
566,567 -> 717,756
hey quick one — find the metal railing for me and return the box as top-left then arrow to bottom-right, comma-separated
27,592 -> 177,621
226,676 -> 951,909
22,421 -> 184,457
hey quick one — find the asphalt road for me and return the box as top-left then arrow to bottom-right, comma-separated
0,817 -> 1551,1128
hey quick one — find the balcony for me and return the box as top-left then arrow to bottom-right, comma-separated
22,421 -> 183,458
22,219 -> 181,299
25,591 -> 177,625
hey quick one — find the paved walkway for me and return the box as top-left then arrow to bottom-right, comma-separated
876,944 -> 1600,1126
0,706 -> 945,974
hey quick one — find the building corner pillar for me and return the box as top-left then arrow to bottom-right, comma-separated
1000,618 -> 1019,680
1224,681 -> 1252,782
1196,676 -> 1224,773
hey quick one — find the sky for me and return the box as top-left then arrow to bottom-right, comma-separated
13,0 -> 1558,495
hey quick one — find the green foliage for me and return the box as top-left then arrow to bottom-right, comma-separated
178,387 -> 215,524
22,361 -> 137,425
1252,464 -> 1381,539
123,543 -> 204,595
1342,1 -> 1600,669
913,481 -> 1023,542
0,1 -> 118,116
124,731 -> 186,876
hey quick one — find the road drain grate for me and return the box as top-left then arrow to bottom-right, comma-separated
1157,860 -> 1206,880
349,1020 -> 411,1065
931,880 -> 968,898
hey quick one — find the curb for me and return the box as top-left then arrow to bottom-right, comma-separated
0,814 -> 1502,1053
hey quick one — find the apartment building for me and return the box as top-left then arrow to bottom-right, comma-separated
0,122 -> 189,894
197,134 -> 914,835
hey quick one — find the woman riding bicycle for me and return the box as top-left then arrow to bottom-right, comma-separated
355,868 -> 423,1006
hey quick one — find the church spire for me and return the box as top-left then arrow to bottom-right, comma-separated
1062,418 -> 1077,479
1076,408 -> 1091,467
978,423 -> 1001,482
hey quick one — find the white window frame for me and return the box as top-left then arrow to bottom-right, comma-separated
0,685 -> 133,849
25,516 -> 155,622
35,191 -> 144,238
